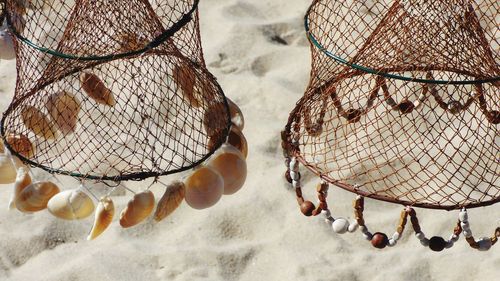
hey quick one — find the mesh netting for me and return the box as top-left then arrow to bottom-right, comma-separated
284,0 -> 499,210
1,0 -> 232,181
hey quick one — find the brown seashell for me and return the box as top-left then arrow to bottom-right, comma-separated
203,102 -> 226,139
227,126 -> 248,158
21,105 -> 57,139
154,181 -> 185,222
184,166 -> 224,210
80,72 -> 116,106
172,63 -> 201,107
88,197 -> 115,240
117,32 -> 146,52
119,190 -> 155,228
208,145 -> 247,195
15,181 -> 60,212
47,189 -> 95,220
5,133 -> 35,158
46,91 -> 81,135
227,98 -> 244,131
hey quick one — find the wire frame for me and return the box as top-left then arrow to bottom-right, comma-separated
0,0 -> 232,181
284,0 -> 499,210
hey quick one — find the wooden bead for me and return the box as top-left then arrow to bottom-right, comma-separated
300,201 -> 315,217
428,236 -> 447,252
396,100 -> 415,114
447,100 -> 462,115
371,232 -> 389,249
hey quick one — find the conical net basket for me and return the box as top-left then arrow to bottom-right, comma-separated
1,0 -> 231,181
283,0 -> 499,210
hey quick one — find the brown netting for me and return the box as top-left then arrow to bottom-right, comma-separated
284,0 -> 499,210
0,0 -> 232,181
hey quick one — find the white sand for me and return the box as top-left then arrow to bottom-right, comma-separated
0,0 -> 499,280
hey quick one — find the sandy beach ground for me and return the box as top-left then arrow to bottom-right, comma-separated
0,0 -> 499,280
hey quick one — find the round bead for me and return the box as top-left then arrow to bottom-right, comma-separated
397,100 -> 415,114
463,229 -> 473,238
300,201 -> 315,217
477,237 -> 492,251
388,239 -> 397,247
429,236 -> 447,252
348,222 -> 359,233
331,218 -> 349,234
447,100 -> 462,114
392,232 -> 400,241
284,170 -> 292,183
415,232 -> 426,240
371,232 -> 389,249
345,108 -> 362,123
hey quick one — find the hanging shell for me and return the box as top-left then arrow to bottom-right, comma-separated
173,63 -> 201,107
80,72 -> 116,106
46,91 -> 81,135
8,167 -> 32,209
154,181 -> 185,222
208,145 -> 247,195
15,181 -> 60,212
47,189 -> 95,220
88,196 -> 115,240
119,190 -> 155,228
227,98 -> 245,131
5,133 -> 35,158
0,154 -> 17,184
227,126 -> 248,158
21,106 -> 57,139
184,166 -> 224,210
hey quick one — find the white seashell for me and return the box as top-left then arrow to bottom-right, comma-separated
0,29 -> 15,60
8,167 -> 32,209
119,190 -> 155,228
207,145 -> 247,195
184,166 -> 224,210
47,189 -> 95,220
15,181 -> 60,212
331,218 -> 349,234
0,154 -> 17,184
46,91 -> 81,135
88,197 -> 115,240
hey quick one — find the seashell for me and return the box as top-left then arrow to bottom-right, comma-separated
116,32 -> 146,52
47,189 -> 95,220
154,181 -> 185,222
119,190 -> 155,228
87,196 -> 115,240
203,102 -> 226,139
15,181 -> 60,212
331,218 -> 350,234
80,72 -> 116,106
0,154 -> 17,184
173,63 -> 201,107
184,166 -> 224,209
0,29 -> 15,60
8,167 -> 32,209
21,105 -> 57,139
5,133 -> 35,158
208,145 -> 247,195
227,98 -> 244,131
46,91 -> 81,135
227,126 -> 248,158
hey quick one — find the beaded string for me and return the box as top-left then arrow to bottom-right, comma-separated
459,208 -> 499,251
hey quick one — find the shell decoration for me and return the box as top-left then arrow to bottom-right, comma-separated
47,189 -> 95,220
227,98 -> 244,131
154,181 -> 185,222
5,133 -> 35,158
0,154 -> 17,184
173,63 -> 201,108
46,91 -> 81,135
80,72 -> 116,106
21,106 -> 57,139
119,190 -> 155,228
208,144 -> 247,195
227,126 -> 248,158
15,181 -> 60,212
9,167 -> 32,209
87,196 -> 115,240
184,166 -> 224,210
